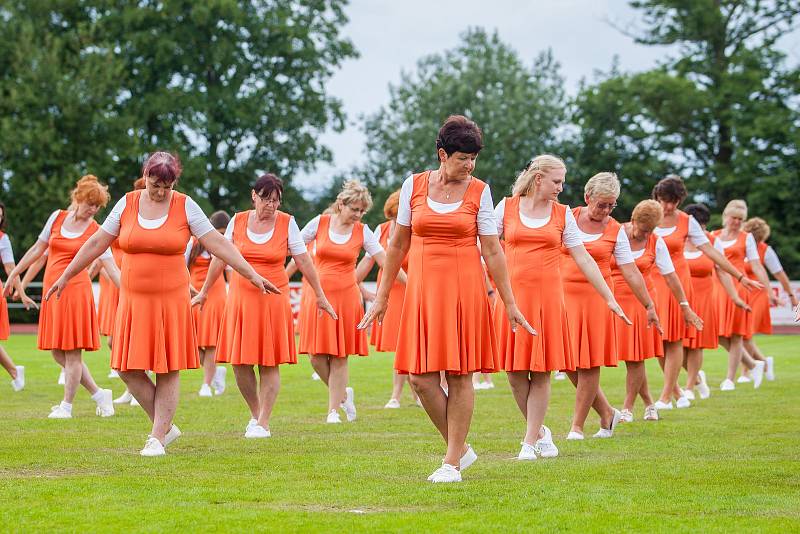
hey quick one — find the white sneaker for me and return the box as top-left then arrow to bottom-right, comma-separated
737,375 -> 752,384
342,387 -> 356,422
593,428 -> 613,438
140,436 -> 165,457
311,372 -> 320,381
245,424 -> 271,438
765,356 -> 775,381
554,371 -> 566,381
164,424 -> 181,447
535,425 -> 559,458
683,389 -> 696,401
429,463 -> 462,483
619,409 -> 634,423
384,398 -> 401,409
697,371 -> 711,399
473,381 -> 487,390
518,442 -> 538,460
592,409 -> 621,438
95,389 -> 115,417
130,396 -> 140,406
751,360 -> 765,389
460,445 -> 477,471
484,381 -> 495,389
246,418 -> 258,432
675,396 -> 691,409
566,431 -> 584,441
654,400 -> 673,410
114,390 -> 133,404
11,366 -> 25,391
108,369 -> 119,379
198,383 -> 213,397
57,369 -> 65,385
212,366 -> 227,395
720,379 -> 735,391
644,404 -> 659,421
326,410 -> 341,424
48,405 -> 72,419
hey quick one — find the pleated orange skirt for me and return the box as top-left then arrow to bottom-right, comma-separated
38,279 -> 100,351
97,275 -> 119,336
0,281 -> 8,341
748,288 -> 772,336
615,287 -> 662,361
563,278 -> 618,369
192,280 -> 226,348
684,275 -> 718,349
371,281 -> 405,352
717,279 -> 753,338
299,280 -> 367,358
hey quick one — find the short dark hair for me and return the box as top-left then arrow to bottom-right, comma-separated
0,200 -> 6,230
652,175 -> 688,204
253,173 -> 283,200
142,151 -> 182,184
209,210 -> 231,230
684,203 -> 710,226
436,115 -> 483,158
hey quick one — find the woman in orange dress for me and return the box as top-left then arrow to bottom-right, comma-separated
297,180 -> 388,424
712,200 -> 770,391
46,152 -> 280,456
186,211 -> 230,398
651,177 -> 761,404
613,200 -> 702,421
495,155 -> 628,460
7,176 -> 119,418
561,173 -> 656,440
194,174 -> 334,438
359,115 -> 533,483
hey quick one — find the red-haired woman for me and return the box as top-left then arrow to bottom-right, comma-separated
45,152 -> 280,456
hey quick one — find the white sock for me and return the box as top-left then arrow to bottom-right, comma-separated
91,389 -> 105,402
59,401 -> 73,413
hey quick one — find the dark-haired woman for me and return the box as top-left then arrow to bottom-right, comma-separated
186,211 -> 230,397
45,152 -> 281,456
359,115 -> 533,483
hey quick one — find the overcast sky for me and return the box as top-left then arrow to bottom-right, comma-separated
296,0 -> 800,192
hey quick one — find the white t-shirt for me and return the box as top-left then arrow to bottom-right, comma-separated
653,215 -> 709,247
573,222 -> 635,265
300,215 -> 383,256
184,240 -> 210,265
101,195 -> 214,238
713,232 -> 759,261
223,214 -> 306,255
762,246 -> 783,275
37,210 -> 112,260
0,234 -> 13,263
493,198 -> 582,248
630,236 -> 675,275
396,174 -> 498,236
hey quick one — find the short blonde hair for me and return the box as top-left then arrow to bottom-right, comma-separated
512,154 -> 566,196
335,180 -> 373,213
743,217 -> 770,243
584,172 -> 620,199
71,175 -> 110,208
631,200 -> 663,233
723,199 -> 747,220
383,190 -> 401,220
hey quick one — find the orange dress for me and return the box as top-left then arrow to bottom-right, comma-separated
745,241 -> 771,336
298,214 -> 368,358
111,191 -> 198,372
97,240 -> 123,336
395,171 -> 498,375
0,231 -> 9,340
653,212 -> 696,343
188,239 -> 227,348
494,197 -> 573,372
713,231 -> 754,338
561,207 -> 619,369
370,220 -> 409,352
683,244 -> 718,349
611,232 -> 663,361
38,211 -> 101,351
216,211 -> 295,366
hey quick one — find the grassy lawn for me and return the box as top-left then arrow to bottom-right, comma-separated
0,334 -> 798,532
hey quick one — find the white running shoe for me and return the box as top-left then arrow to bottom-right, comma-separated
460,445 -> 477,471
198,383 -> 213,397
11,366 -> 25,391
654,400 -> 673,410
619,409 -> 634,423
566,431 -> 584,441
737,375 -> 752,384
140,437 -> 165,457
765,356 -> 775,381
720,379 -> 735,391
683,389 -> 696,401
326,410 -> 341,424
554,371 -> 566,381
342,387 -> 356,422
48,405 -> 72,419
593,409 -> 621,438
245,424 -> 271,438
114,390 -> 133,404
95,389 -> 115,417
130,396 -> 140,406
473,381 -> 488,390
697,371 -> 711,399
535,425 -> 559,458
593,428 -> 613,438
751,360 -> 765,389
644,404 -> 659,421
485,381 -> 495,389
311,372 -> 321,381
518,442 -> 538,460
675,396 -> 691,409
384,398 -> 401,409
108,369 -> 119,379
212,366 -> 227,395
57,369 -> 65,385
164,424 -> 181,447
246,418 -> 258,432
429,463 -> 462,483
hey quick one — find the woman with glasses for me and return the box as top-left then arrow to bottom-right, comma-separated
297,180 -> 387,424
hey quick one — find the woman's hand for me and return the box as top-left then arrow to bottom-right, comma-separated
608,300 -> 633,325
357,296 -> 387,330
43,276 -> 69,301
768,293 -> 779,306
645,306 -> 663,334
189,285 -> 200,298
316,295 -> 338,320
359,283 -> 376,303
19,292 -> 38,310
191,290 -> 208,310
506,303 -> 536,335
794,302 -> 799,322
682,306 -> 703,331
733,296 -> 751,312
740,277 -> 763,291
249,274 -> 280,295
2,275 -> 19,298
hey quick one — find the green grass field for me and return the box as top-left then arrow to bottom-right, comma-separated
0,334 -> 798,532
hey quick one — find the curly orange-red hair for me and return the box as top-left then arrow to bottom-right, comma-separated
70,175 -> 110,208
383,190 -> 401,220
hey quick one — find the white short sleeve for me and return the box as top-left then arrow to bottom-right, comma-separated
614,226 -> 635,265
184,197 -> 214,238
288,217 -> 307,255
477,184 -> 498,236
37,210 -> 61,243
654,237 -> 676,275
362,225 -> 384,256
300,215 -> 321,244
745,233 -> 759,261
184,240 -> 193,265
713,235 -> 724,253
562,207 -> 582,249
396,175 -> 414,227
223,217 -> 235,242
0,234 -> 14,263
99,247 -> 114,261
493,198 -> 506,236
688,216 -> 710,246
763,246 -> 783,275
101,197 -> 126,237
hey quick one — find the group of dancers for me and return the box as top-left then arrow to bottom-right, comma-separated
0,115 -> 798,483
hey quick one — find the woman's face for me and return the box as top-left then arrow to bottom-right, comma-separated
145,176 -> 174,203
75,202 -> 100,220
724,214 -> 743,232
537,167 -> 566,200
340,201 -> 367,224
440,150 -> 477,180
657,198 -> 679,216
252,189 -> 280,219
584,194 -> 618,222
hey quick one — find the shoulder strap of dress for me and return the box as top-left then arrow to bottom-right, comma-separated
605,217 -> 620,238
410,171 -> 430,203
275,211 -> 290,237
504,196 -> 519,229
552,202 -> 567,223
465,177 -> 486,205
